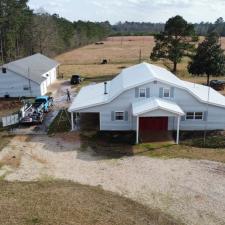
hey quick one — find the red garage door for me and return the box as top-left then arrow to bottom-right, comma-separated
139,117 -> 168,131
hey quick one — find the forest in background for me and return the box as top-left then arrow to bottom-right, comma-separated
1,0 -> 225,64
112,18 -> 225,36
0,0 -> 110,64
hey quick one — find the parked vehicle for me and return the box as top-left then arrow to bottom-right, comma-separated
210,80 -> 225,91
70,75 -> 81,85
35,96 -> 53,112
20,96 -> 53,124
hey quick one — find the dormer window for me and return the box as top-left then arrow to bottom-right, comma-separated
139,88 -> 146,98
163,88 -> 170,98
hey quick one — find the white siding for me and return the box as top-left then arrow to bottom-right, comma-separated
0,70 -> 41,97
0,67 -> 57,97
42,68 -> 57,86
77,81 -> 225,131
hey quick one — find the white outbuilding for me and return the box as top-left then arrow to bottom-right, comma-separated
0,53 -> 59,97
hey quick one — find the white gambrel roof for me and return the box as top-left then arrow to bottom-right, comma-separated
132,98 -> 185,116
69,62 -> 225,112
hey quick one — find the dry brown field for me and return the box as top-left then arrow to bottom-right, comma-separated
56,36 -> 225,85
0,181 -> 181,225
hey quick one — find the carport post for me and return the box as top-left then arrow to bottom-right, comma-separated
176,116 -> 181,144
136,116 -> 139,144
71,112 -> 74,131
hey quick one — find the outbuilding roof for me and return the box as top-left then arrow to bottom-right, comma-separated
69,62 -> 225,112
2,53 -> 59,84
132,98 -> 185,116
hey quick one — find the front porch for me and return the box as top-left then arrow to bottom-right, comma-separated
132,98 -> 185,144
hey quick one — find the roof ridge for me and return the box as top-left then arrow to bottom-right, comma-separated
144,63 -> 158,79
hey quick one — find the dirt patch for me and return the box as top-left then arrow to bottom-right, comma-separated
0,100 -> 22,117
54,131 -> 81,143
0,181 -> 181,225
0,133 -> 13,151
13,135 -> 31,142
0,154 -> 21,168
1,135 -> 225,225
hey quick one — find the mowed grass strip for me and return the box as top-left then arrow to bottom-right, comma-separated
135,144 -> 225,163
0,181 -> 183,225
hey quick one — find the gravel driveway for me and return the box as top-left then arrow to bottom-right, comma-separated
1,134 -> 225,225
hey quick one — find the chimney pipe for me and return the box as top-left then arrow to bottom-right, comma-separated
104,82 -> 108,95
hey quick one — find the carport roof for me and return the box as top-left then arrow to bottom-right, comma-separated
132,98 -> 185,116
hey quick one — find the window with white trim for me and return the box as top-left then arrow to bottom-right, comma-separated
139,88 -> 146,98
163,88 -> 170,98
115,112 -> 124,121
186,112 -> 203,120
195,112 -> 203,120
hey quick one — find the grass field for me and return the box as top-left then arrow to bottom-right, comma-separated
0,181 -> 181,225
56,36 -> 225,85
135,143 -> 225,163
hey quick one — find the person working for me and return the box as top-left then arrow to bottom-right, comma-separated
66,89 -> 71,102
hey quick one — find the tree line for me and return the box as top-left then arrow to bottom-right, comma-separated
112,18 -> 225,37
0,0 -> 110,64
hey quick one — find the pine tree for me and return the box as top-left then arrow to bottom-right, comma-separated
150,15 -> 196,72
188,32 -> 225,86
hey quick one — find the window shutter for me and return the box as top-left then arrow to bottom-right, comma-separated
181,115 -> 186,121
146,88 -> 150,98
170,87 -> 175,98
135,88 -> 139,98
111,111 -> 115,121
159,87 -> 163,98
125,111 -> 129,121
203,111 -> 208,121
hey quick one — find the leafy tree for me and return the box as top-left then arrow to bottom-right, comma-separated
188,32 -> 225,86
150,15 -> 196,72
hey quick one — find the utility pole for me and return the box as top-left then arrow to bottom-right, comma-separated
28,67 -> 33,97
0,30 -> 4,63
139,49 -> 142,63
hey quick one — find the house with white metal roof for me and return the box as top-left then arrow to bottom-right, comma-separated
69,62 -> 225,144
0,53 -> 59,97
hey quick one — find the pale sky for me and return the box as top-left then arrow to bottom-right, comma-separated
28,0 -> 225,24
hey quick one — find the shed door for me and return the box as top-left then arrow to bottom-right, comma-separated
139,117 -> 168,131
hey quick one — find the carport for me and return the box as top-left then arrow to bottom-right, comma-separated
71,112 -> 100,131
132,98 -> 185,144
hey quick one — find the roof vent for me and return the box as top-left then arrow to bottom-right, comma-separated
104,82 -> 108,95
